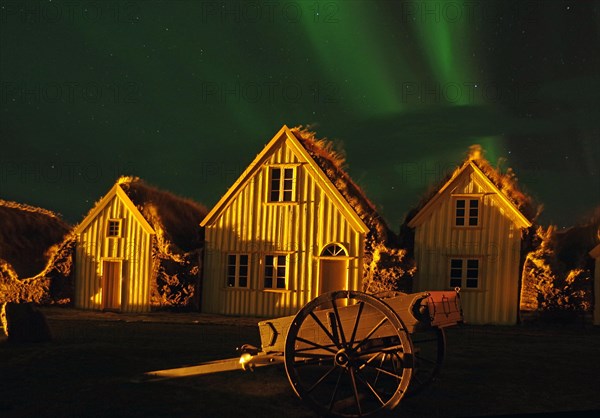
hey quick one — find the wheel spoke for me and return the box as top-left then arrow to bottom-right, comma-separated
358,344 -> 406,357
349,301 -> 365,347
349,366 -> 363,416
309,311 -> 340,348
331,297 -> 348,347
328,368 -> 344,412
353,316 -> 389,351
359,360 -> 405,380
307,364 -> 339,394
371,352 -> 386,388
294,336 -> 338,355
355,369 -> 386,406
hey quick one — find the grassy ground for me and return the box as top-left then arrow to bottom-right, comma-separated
1,308 -> 599,418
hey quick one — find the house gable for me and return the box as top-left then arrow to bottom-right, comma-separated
407,162 -> 531,230
74,183 -> 155,236
201,125 -> 368,234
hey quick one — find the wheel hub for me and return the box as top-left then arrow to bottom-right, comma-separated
334,348 -> 353,368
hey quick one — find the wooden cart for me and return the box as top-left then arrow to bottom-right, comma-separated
146,289 -> 463,417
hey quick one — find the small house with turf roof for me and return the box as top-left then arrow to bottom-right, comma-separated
200,125 -> 401,317
73,177 -> 206,313
406,149 -> 535,325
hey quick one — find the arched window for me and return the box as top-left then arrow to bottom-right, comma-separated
321,244 -> 347,257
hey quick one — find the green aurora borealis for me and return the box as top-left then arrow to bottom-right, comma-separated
1,0 -> 599,228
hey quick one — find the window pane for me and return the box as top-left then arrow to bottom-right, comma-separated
265,255 -> 274,266
239,277 -> 248,287
270,168 -> 281,201
239,266 -> 248,277
265,266 -> 273,278
283,191 -> 292,201
277,266 -> 286,278
277,278 -> 286,289
469,217 -> 478,226
470,199 -> 478,207
264,277 -> 272,288
227,276 -> 235,287
450,268 -> 462,278
467,259 -> 479,269
450,278 -> 462,288
451,259 -> 463,269
456,218 -> 465,226
277,256 -> 286,265
466,269 -> 479,279
456,209 -> 465,217
469,208 -> 478,216
456,200 -> 465,208
240,255 -> 248,265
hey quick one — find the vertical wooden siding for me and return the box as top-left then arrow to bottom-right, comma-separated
75,194 -> 153,312
203,140 -> 364,317
413,172 -> 522,324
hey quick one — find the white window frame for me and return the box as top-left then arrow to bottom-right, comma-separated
226,254 -> 250,288
106,219 -> 122,238
449,257 -> 481,289
453,196 -> 481,227
268,166 -> 297,203
263,254 -> 287,290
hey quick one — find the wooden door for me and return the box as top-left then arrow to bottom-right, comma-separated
319,258 -> 348,294
102,260 -> 122,311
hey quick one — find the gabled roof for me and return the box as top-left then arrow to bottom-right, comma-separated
407,160 -> 532,229
74,183 -> 155,236
75,178 -> 208,252
201,125 -> 370,234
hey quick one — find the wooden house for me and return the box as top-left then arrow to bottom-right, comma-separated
200,125 -> 391,317
407,158 -> 533,324
74,177 -> 206,313
590,241 -> 600,326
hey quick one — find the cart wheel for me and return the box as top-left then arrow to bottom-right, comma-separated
284,290 -> 413,418
406,326 -> 445,396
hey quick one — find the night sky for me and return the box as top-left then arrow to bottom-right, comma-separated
1,0 -> 599,229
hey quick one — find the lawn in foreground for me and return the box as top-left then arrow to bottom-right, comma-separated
1,309 -> 599,417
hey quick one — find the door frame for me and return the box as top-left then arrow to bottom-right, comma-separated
101,258 -> 123,311
317,243 -> 352,295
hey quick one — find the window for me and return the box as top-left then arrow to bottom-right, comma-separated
106,219 -> 121,237
227,254 -> 249,288
321,244 -> 347,257
455,198 -> 479,227
449,258 -> 479,289
264,255 -> 287,289
269,167 -> 295,202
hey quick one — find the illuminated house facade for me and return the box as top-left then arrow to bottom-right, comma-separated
74,182 -> 155,312
407,161 -> 532,325
200,125 -> 379,317
73,178 -> 205,313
